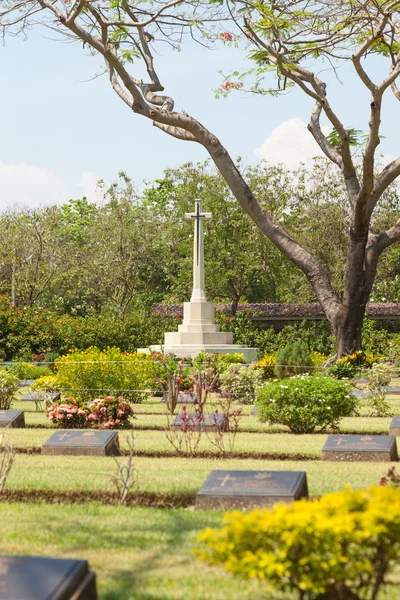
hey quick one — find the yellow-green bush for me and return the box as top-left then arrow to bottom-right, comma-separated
254,353 -> 276,379
30,375 -> 59,392
0,368 -> 19,409
54,347 -> 153,404
197,486 -> 400,600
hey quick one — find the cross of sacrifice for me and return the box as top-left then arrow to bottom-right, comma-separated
185,199 -> 212,303
216,474 -> 237,487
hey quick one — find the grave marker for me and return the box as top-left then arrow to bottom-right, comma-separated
384,386 -> 400,395
196,469 -> 308,510
0,555 -> 97,600
42,430 -> 120,456
0,410 -> 25,428
170,413 -> 227,431
322,434 -> 398,461
389,417 -> 400,437
20,391 -> 61,411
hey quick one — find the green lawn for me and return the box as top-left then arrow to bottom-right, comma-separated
1,502 -> 399,600
2,385 -> 400,600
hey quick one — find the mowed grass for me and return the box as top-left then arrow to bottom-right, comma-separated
3,381 -> 400,600
1,502 -> 400,600
4,454 -> 392,495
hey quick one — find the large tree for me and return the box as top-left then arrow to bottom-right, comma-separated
1,0 -> 400,357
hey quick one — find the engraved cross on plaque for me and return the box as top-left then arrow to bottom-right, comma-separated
185,199 -> 212,303
216,474 -> 236,487
58,433 -> 70,441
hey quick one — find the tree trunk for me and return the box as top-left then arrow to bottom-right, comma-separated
333,302 -> 366,357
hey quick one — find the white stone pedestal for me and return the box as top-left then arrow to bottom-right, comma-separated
139,199 -> 259,363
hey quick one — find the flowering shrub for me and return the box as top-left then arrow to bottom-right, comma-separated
254,353 -> 276,379
380,466 -> 400,488
151,353 -> 193,414
47,398 -> 88,428
48,395 -> 134,428
329,351 -> 379,379
87,396 -> 134,429
220,366 -> 262,404
54,347 -> 153,403
0,368 -> 19,410
196,486 -> 400,600
256,375 -> 357,433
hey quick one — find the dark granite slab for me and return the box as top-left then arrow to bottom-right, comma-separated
20,392 -> 61,403
160,392 -> 197,405
0,555 -> 97,600
351,389 -> 370,399
18,380 -> 35,388
170,413 -> 227,431
352,378 -> 369,383
389,416 -> 400,436
196,470 -> 308,510
384,386 -> 400,395
0,410 -> 25,428
42,430 -> 120,456
322,434 -> 398,462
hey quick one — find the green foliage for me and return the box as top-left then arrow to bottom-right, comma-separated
254,352 -> 276,379
366,362 -> 393,417
54,347 -> 153,404
276,340 -> 313,378
10,362 -> 53,380
0,368 -> 19,410
29,375 -> 59,393
326,127 -> 367,148
197,486 -> 400,600
256,375 -> 356,433
192,350 -> 247,371
220,366 -> 263,404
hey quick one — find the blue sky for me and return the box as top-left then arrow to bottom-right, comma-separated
0,27 -> 398,209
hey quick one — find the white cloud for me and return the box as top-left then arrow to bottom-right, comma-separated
255,117 -> 330,169
0,162 -> 104,212
0,161 -> 69,211
78,171 -> 103,203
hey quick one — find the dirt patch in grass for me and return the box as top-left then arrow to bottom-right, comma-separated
12,447 -> 318,460
0,489 -> 195,508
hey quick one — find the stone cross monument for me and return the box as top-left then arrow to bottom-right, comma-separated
162,199 -> 258,361
185,200 -> 211,303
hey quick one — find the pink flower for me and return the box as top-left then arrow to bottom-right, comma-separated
115,419 -> 120,424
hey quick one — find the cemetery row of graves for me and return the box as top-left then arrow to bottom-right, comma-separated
1,347 -> 400,599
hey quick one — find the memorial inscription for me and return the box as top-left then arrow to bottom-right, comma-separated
170,413 -> 227,432
196,469 -> 308,510
0,555 -> 97,600
42,430 -> 120,457
0,410 -> 25,428
389,417 -> 400,437
322,434 -> 398,461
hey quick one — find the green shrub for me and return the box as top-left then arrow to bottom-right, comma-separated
30,376 -> 59,393
54,347 -> 153,404
197,486 -> 400,600
192,351 -> 246,371
366,362 -> 393,417
276,340 -> 313,378
9,362 -> 53,381
220,366 -> 263,404
0,368 -> 19,410
256,375 -> 357,433
254,353 -> 276,379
